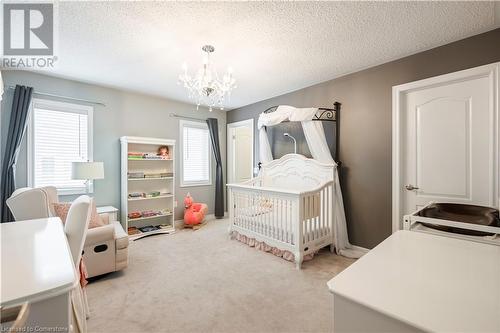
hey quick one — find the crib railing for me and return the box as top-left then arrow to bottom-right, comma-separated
299,182 -> 334,249
228,184 -> 299,245
227,180 -> 335,251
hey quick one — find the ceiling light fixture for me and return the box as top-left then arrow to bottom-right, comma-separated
178,45 -> 236,112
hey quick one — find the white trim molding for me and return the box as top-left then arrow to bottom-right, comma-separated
226,118 -> 254,184
392,62 -> 499,232
27,98 -> 94,196
179,119 -> 212,188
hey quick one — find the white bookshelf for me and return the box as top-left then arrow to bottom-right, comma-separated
120,136 -> 176,240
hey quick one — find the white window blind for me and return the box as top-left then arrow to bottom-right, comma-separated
181,120 -> 211,186
29,99 -> 93,195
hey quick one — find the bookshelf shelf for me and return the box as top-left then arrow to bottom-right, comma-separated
127,194 -> 174,201
128,227 -> 175,240
127,212 -> 173,222
120,136 -> 176,240
127,177 -> 173,181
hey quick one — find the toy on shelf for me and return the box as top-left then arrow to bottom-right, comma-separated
158,146 -> 170,159
184,193 -> 208,226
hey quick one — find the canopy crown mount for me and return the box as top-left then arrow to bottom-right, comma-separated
263,101 -> 341,122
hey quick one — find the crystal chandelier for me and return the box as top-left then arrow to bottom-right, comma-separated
178,45 -> 236,111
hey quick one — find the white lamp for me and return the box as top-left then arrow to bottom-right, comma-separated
72,161 -> 104,194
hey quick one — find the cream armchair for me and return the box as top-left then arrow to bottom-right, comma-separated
7,186 -> 128,278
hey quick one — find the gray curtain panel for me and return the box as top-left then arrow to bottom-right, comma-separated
1,85 -> 34,222
206,118 -> 224,218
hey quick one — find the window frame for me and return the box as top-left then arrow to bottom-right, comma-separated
27,98 -> 94,196
179,119 -> 212,188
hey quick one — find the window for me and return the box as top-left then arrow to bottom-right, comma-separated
28,99 -> 93,195
180,120 -> 211,187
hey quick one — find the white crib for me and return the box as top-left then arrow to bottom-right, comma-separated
227,154 -> 336,269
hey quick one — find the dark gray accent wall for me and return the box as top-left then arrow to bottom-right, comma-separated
227,28 -> 500,249
1,71 -> 226,220
266,121 -> 337,160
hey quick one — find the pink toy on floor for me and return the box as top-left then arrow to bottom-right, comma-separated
184,193 -> 208,225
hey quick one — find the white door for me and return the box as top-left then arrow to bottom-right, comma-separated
227,119 -> 254,183
393,63 -> 499,230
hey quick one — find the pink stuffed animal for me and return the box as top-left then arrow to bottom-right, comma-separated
184,193 -> 208,225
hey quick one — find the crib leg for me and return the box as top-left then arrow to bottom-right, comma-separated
330,244 -> 335,253
295,253 -> 303,270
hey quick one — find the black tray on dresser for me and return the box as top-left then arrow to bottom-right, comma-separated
417,203 -> 500,237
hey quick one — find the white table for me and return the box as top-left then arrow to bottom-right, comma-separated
327,230 -> 500,333
1,217 -> 77,330
96,205 -> 119,221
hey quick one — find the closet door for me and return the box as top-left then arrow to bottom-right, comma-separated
393,63 -> 499,229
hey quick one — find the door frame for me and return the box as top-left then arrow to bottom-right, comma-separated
227,119 -> 254,184
392,62 -> 499,232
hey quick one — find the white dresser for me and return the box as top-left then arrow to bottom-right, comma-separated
327,230 -> 500,332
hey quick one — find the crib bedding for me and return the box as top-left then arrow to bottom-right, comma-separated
230,230 -> 317,262
238,204 -> 273,217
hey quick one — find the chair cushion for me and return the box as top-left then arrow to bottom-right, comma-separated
113,221 -> 129,249
53,201 -> 105,228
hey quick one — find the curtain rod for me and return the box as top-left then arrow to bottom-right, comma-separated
169,113 -> 206,121
7,86 -> 106,107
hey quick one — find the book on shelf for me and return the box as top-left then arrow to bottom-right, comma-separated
128,172 -> 144,179
141,173 -> 173,178
141,210 -> 158,218
127,209 -> 172,220
138,225 -> 159,233
144,173 -> 161,178
127,152 -> 171,160
158,224 -> 173,230
128,192 -> 171,199
127,226 -> 140,235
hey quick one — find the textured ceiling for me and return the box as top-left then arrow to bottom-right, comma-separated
38,1 -> 497,110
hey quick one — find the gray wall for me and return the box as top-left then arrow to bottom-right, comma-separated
227,28 -> 500,249
266,121 -> 337,160
1,71 -> 226,220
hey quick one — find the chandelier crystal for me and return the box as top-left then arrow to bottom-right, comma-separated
178,45 -> 236,111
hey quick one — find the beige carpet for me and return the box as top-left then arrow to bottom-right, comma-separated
86,218 -> 355,333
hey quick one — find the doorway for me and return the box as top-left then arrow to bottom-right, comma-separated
392,62 -> 499,232
227,119 -> 254,184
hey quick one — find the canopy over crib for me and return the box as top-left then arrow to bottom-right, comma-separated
261,102 -> 340,162
256,103 -> 362,259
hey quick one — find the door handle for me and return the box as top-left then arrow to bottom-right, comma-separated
405,184 -> 420,191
